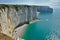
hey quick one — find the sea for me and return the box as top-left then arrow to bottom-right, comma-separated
23,6 -> 60,40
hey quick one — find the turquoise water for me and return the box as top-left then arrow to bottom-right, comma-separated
23,8 -> 60,40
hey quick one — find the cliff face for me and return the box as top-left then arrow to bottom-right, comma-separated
37,6 -> 53,13
0,5 -> 37,40
27,6 -> 37,21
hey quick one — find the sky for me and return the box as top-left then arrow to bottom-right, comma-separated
0,0 -> 49,3
0,0 -> 60,7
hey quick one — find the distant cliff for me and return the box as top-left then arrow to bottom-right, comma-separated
37,6 -> 53,13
